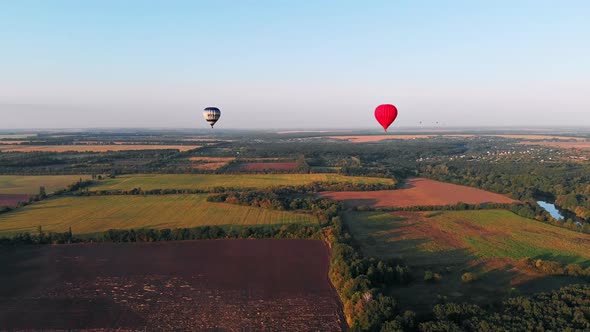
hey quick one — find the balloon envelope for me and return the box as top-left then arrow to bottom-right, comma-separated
374,104 -> 398,132
203,107 -> 221,128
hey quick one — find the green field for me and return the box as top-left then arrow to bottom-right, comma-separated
0,195 -> 316,235
345,209 -> 590,313
0,175 -> 92,195
92,173 -> 393,191
346,209 -> 590,264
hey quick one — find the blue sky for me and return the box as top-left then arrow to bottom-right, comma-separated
1,1 -> 589,129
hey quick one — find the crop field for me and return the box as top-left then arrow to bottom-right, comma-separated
0,175 -> 92,195
92,174 -> 394,191
237,162 -> 298,171
345,209 -> 590,313
0,145 -> 200,152
319,178 -> 517,208
0,195 -> 316,235
519,141 -> 590,150
0,239 -> 344,331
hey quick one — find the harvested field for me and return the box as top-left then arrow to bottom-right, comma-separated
0,194 -> 30,207
92,173 -> 394,191
0,195 -> 316,235
345,209 -> 590,313
0,239 -> 345,331
325,134 -> 586,143
238,162 -> 298,171
319,178 -> 517,208
519,141 -> 590,150
0,175 -> 92,195
0,145 -> 200,152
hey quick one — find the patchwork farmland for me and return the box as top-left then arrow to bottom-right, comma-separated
0,195 -> 316,236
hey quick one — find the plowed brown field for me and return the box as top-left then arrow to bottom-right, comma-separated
0,194 -> 30,207
0,239 -> 345,331
319,178 -> 517,208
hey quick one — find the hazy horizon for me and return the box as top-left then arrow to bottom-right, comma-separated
1,1 -> 589,129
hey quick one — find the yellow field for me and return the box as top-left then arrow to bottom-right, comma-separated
0,145 -> 200,152
91,174 -> 394,191
0,175 -> 92,195
0,195 -> 316,235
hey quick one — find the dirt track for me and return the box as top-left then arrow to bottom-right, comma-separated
319,178 -> 518,208
0,239 -> 345,331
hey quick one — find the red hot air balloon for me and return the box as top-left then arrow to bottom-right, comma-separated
374,104 -> 398,132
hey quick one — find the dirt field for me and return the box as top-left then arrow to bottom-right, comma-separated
0,194 -> 30,207
519,141 -> 590,150
345,210 -> 590,313
325,134 -> 586,143
0,239 -> 345,331
319,178 -> 517,208
189,157 -> 235,170
238,162 -> 298,171
0,145 -> 200,152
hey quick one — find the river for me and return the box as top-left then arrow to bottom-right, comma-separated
537,201 -> 565,220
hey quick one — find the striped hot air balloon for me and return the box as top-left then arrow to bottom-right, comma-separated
203,107 -> 221,128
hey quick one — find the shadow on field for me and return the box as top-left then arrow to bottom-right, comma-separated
344,211 -> 589,318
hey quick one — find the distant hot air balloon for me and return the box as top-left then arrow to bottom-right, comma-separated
203,107 -> 221,128
374,104 -> 398,132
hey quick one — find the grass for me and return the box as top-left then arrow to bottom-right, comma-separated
344,209 -> 590,313
0,175 -> 92,195
91,174 -> 394,191
0,195 -> 317,236
346,209 -> 590,265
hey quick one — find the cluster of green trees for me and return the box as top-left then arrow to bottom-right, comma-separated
419,284 -> 590,331
207,187 -> 342,224
522,258 -> 590,278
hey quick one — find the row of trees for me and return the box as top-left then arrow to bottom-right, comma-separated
0,224 -> 321,246
326,216 -> 414,331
